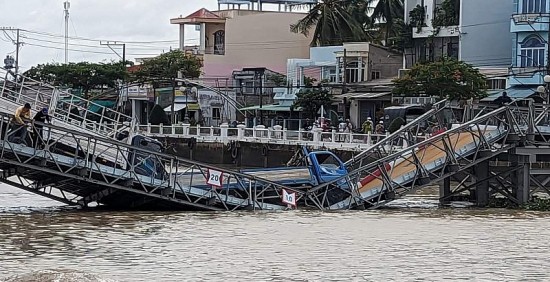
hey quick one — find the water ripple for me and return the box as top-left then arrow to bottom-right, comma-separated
3,185 -> 550,281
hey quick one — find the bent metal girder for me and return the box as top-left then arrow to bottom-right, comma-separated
345,99 -> 450,171
0,112 -> 302,211
305,104 -> 544,210
0,67 -> 136,141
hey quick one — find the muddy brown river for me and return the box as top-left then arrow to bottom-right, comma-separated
1,183 -> 550,282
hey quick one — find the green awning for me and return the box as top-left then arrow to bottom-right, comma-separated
240,104 -> 300,112
89,100 -> 116,113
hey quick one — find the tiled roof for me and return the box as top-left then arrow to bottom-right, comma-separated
185,8 -> 220,20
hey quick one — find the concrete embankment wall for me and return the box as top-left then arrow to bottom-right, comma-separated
158,137 -> 358,167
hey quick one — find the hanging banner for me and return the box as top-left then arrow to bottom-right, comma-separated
281,189 -> 296,207
206,169 -> 223,188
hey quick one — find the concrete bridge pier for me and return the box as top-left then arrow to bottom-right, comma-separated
474,159 -> 490,207
511,154 -> 530,205
439,177 -> 451,205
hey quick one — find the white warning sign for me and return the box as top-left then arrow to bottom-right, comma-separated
207,169 -> 223,188
282,189 -> 296,206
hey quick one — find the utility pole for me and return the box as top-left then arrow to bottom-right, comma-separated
15,29 -> 20,75
64,1 -> 70,64
100,41 -> 126,63
259,70 -> 264,125
0,27 -> 22,75
101,41 -> 127,110
342,48 -> 348,119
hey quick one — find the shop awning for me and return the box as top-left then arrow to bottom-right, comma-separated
89,100 -> 116,113
338,92 -> 392,100
164,103 -> 187,112
239,104 -> 300,112
481,88 -> 537,102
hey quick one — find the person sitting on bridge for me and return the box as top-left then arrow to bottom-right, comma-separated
494,91 -> 512,106
32,107 -> 51,149
8,103 -> 32,144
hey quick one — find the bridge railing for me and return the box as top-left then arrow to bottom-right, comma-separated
137,123 -> 403,150
306,106 -> 513,210
345,99 -> 451,170
307,99 -> 550,210
0,112 -> 303,210
0,67 -> 137,140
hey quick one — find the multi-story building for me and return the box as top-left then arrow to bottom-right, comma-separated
508,0 -> 550,99
170,3 -> 313,80
286,42 -> 402,128
403,0 -> 514,89
287,43 -> 402,87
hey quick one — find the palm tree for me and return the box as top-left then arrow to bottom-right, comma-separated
369,0 -> 404,46
291,0 -> 370,46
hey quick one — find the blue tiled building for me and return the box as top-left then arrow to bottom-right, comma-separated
508,0 -> 549,100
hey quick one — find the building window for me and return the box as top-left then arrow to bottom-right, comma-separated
371,71 -> 381,80
519,36 -> 545,67
486,79 -> 506,90
345,60 -> 366,83
522,0 -> 547,13
243,81 -> 254,94
214,30 -> 225,55
212,108 -> 221,120
323,67 -> 337,83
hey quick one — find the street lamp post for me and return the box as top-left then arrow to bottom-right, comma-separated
536,74 -> 550,124
179,86 -> 189,124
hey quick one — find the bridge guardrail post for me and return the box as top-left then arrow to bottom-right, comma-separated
220,123 -> 229,142
182,123 -> 190,136
196,125 -> 201,137
273,125 -> 282,139
312,128 -> 322,144
237,124 -> 245,140
283,128 -> 287,141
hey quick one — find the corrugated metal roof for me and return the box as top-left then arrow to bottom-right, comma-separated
339,92 -> 391,99
481,88 -> 537,102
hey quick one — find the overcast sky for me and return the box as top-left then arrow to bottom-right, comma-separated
0,0 -> 228,71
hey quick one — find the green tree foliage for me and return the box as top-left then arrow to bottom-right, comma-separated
148,104 -> 171,126
267,73 -> 287,87
132,50 -> 202,123
392,57 -> 487,101
291,0 -> 405,47
292,88 -> 333,118
290,0 -> 369,46
370,0 -> 405,45
24,61 -> 128,98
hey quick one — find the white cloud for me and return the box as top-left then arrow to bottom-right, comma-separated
0,0 -> 218,70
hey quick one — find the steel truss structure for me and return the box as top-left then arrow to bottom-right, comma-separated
0,67 -> 136,140
306,100 -> 550,210
0,112 -> 301,210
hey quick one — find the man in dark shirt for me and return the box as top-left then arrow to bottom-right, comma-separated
32,108 -> 51,148
494,91 -> 513,106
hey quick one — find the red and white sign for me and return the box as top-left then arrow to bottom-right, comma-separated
282,189 -> 296,207
206,169 -> 223,188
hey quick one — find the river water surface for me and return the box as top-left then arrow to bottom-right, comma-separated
1,183 -> 550,282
